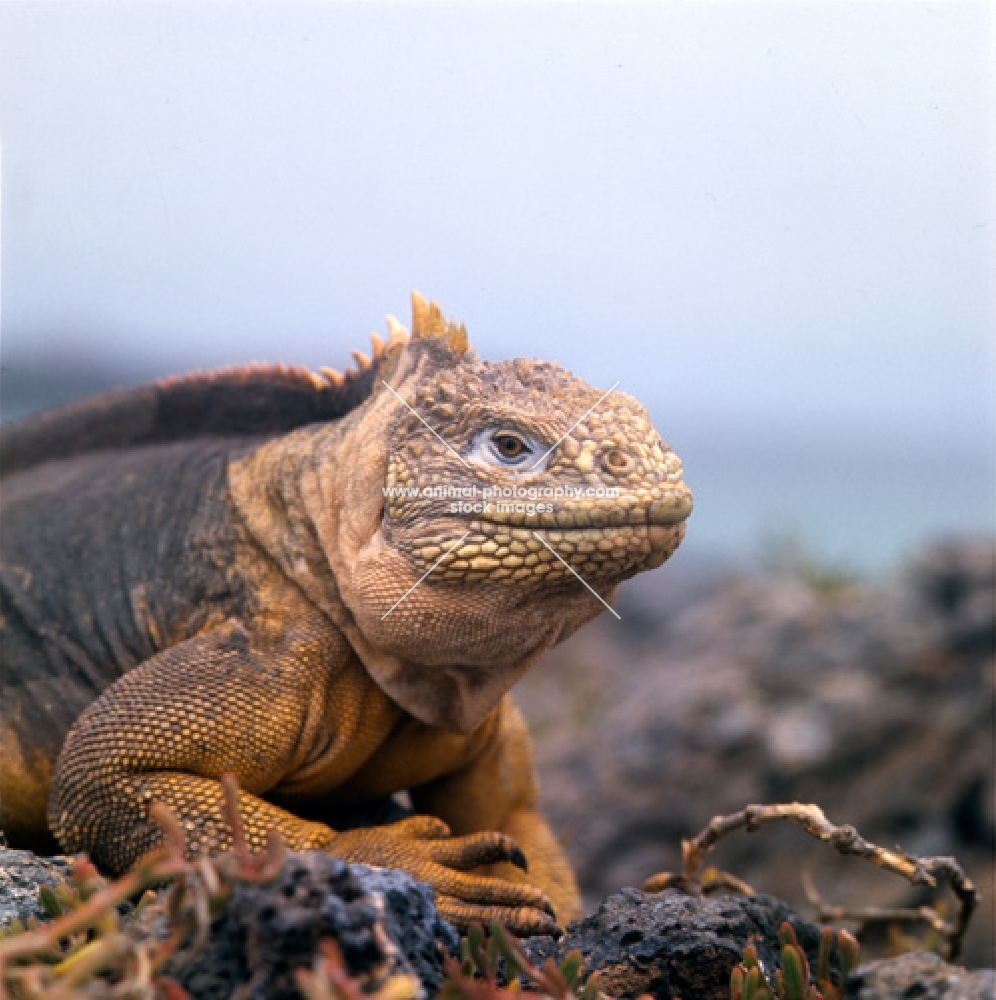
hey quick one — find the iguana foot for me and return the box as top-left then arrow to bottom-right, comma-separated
329,815 -> 560,936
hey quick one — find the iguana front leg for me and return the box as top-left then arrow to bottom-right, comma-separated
48,622 -> 557,934
411,696 -> 581,926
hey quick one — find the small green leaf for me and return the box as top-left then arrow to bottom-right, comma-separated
38,885 -> 64,919
817,926 -> 833,984
485,933 -> 501,979
579,971 -> 602,1000
780,944 -> 809,1000
466,923 -> 486,976
731,965 -> 746,994
55,882 -> 79,910
742,944 -> 761,969
778,922 -> 799,949
836,929 -> 860,979
536,955 -> 569,996
559,950 -> 584,990
743,965 -> 763,1000
489,921 -> 531,981
459,937 -> 477,978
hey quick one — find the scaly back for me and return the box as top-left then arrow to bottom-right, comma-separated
0,293 -> 466,478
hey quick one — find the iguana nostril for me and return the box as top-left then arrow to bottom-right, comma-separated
602,448 -> 633,475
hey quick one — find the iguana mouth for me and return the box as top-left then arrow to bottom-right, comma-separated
476,488 -> 692,530
408,488 -> 692,585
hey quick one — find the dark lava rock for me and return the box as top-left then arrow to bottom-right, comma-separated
0,848 -> 72,929
520,888 -> 831,1000
163,852 -> 458,1000
517,539 -> 995,966
847,951 -> 996,1000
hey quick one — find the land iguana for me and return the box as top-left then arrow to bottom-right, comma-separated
0,294 -> 692,934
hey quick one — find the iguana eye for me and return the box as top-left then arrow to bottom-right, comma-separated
491,432 -> 529,463
468,428 -> 547,470
491,431 -> 532,462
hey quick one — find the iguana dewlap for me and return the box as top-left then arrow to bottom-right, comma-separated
0,294 -> 691,934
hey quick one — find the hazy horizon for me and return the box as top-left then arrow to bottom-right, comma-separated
2,2 -> 993,572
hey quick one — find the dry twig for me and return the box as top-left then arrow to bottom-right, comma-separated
642,802 -> 977,962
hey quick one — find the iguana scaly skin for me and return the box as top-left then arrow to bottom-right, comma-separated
0,294 -> 692,934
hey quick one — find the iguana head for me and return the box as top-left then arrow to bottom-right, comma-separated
318,294 -> 692,732
381,298 -> 690,587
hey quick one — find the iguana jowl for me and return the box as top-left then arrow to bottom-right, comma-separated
0,294 -> 692,934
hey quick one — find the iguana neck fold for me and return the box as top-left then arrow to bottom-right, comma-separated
229,411 -> 573,735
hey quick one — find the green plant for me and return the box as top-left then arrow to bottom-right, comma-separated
0,775 -> 286,1000
441,922 -> 609,1000
0,774 -> 440,1000
729,922 -> 860,1000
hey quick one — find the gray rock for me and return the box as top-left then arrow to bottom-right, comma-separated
519,888 -> 834,1000
0,848 -> 72,929
162,852 -> 458,1000
847,951 -> 996,1000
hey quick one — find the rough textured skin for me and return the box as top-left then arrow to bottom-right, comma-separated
0,294 -> 691,935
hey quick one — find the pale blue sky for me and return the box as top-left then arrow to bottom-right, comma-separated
1,2 -> 993,570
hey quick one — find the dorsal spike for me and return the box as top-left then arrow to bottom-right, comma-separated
411,291 -> 431,338
351,350 -> 371,369
426,300 -> 447,337
369,332 -> 385,358
320,367 -> 344,387
386,315 -> 410,344
446,321 -> 469,354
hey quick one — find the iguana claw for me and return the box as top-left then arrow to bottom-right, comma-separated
327,816 -> 553,931
434,899 -> 561,938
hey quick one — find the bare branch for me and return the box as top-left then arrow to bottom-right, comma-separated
642,801 -> 977,962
